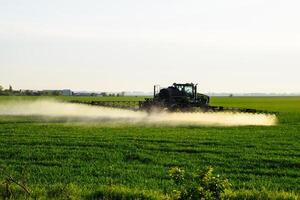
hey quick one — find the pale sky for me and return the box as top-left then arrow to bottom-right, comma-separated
1,0 -> 299,93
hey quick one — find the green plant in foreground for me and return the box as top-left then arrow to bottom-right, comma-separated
169,166 -> 231,200
0,166 -> 31,199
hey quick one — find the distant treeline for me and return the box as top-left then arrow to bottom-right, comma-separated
0,86 -> 61,96
0,85 -> 126,97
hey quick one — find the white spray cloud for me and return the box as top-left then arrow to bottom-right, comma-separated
0,100 -> 277,126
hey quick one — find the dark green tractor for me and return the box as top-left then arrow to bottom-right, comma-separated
140,83 -> 210,111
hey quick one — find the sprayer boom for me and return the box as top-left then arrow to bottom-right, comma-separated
69,83 -> 276,115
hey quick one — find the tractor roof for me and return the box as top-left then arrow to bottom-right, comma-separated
173,83 -> 196,87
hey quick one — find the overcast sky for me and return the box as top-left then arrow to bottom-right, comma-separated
0,0 -> 299,93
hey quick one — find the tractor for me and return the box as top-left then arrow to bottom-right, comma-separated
140,83 -> 210,111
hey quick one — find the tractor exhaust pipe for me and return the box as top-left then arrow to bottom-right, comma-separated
194,84 -> 198,100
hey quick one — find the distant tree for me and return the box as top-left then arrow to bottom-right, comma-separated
100,92 -> 107,97
36,91 -> 43,96
52,91 -> 61,96
0,85 -> 3,95
24,90 -> 32,96
9,85 -> 13,92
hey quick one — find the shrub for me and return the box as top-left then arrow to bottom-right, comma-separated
169,166 -> 231,200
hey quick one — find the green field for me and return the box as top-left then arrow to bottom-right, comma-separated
0,96 -> 299,199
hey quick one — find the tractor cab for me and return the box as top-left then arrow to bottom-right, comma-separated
173,83 -> 196,99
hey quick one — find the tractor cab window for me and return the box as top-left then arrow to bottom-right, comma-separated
176,85 -> 184,92
175,85 -> 194,97
185,86 -> 193,96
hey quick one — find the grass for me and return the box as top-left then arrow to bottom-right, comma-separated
211,96 -> 300,113
0,96 -> 299,199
